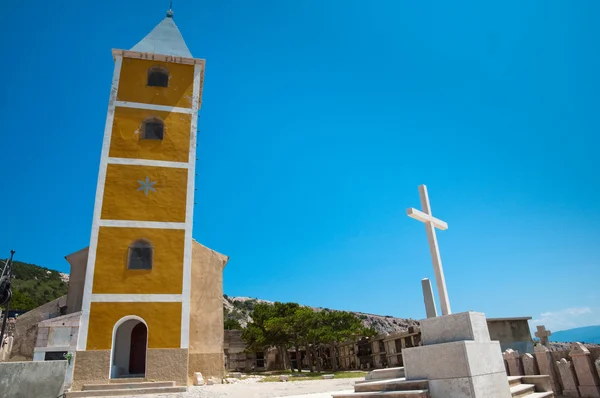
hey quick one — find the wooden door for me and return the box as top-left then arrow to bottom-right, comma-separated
129,322 -> 147,375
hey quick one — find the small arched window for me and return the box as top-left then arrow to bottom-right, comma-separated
141,118 -> 164,140
147,66 -> 169,87
127,239 -> 153,270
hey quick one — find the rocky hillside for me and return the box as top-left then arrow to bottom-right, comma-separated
1,259 -> 68,312
223,295 -> 419,335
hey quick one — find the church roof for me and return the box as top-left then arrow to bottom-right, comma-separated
130,13 -> 193,58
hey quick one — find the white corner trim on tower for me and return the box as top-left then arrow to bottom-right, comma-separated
180,63 -> 202,350
77,55 -> 124,351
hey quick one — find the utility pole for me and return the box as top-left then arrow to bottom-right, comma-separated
0,250 -> 15,347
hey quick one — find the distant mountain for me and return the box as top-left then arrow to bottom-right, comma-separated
223,295 -> 419,334
550,325 -> 600,344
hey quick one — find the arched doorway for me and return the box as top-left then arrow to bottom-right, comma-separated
110,317 -> 147,379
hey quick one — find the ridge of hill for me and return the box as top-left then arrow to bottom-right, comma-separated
549,325 -> 600,345
223,295 -> 419,335
1,259 -> 69,312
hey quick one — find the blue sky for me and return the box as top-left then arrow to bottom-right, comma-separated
1,0 -> 599,333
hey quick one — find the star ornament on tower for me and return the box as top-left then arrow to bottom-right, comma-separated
137,177 -> 157,196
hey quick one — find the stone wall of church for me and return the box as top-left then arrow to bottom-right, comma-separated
9,295 -> 67,361
187,240 -> 228,383
65,247 -> 88,314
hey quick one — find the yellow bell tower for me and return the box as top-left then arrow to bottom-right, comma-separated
73,7 -> 207,387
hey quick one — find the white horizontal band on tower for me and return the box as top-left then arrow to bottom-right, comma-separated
91,294 -> 183,302
107,157 -> 190,169
98,220 -> 186,229
115,100 -> 193,114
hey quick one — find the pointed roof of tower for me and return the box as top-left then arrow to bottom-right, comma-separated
130,8 -> 193,58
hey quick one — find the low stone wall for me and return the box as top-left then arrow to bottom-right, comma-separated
0,360 -> 67,398
503,343 -> 600,397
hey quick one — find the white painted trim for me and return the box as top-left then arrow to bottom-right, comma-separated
98,220 -> 186,230
34,346 -> 76,353
112,49 -> 206,66
109,315 -> 148,380
91,294 -> 182,302
115,100 -> 192,114
180,63 -> 201,349
77,55 -> 123,351
107,157 -> 189,169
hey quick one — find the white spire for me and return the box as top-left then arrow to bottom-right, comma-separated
130,12 -> 192,58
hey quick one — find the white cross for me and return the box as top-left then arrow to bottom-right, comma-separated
407,185 -> 451,316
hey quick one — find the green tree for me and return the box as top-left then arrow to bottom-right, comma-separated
224,318 -> 243,330
241,302 -> 372,372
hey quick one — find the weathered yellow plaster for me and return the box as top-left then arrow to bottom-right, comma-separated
101,164 -> 187,222
117,58 -> 194,108
87,302 -> 182,350
92,227 -> 184,294
109,107 -> 191,162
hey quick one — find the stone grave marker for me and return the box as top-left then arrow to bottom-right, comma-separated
522,353 -> 539,375
557,358 -> 580,397
535,325 -> 552,347
503,349 -> 524,376
570,342 -> 600,397
534,344 -> 562,394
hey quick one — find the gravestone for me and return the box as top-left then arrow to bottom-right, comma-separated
570,342 -> 600,397
503,349 -> 524,376
534,344 -> 562,394
557,358 -> 580,397
522,353 -> 539,375
535,325 -> 552,347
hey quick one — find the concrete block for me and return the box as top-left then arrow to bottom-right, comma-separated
0,360 -> 67,398
420,311 -> 491,345
404,340 -> 505,380
322,374 -> 334,379
428,371 -> 511,398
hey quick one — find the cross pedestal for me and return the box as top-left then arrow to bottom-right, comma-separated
403,311 -> 512,398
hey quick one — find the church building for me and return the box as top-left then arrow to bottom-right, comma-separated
69,8 -> 228,389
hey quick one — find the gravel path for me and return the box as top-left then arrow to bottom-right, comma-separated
114,378 -> 361,398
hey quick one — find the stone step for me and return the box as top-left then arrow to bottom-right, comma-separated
82,382 -> 175,391
65,386 -> 186,398
106,378 -> 146,383
332,390 -> 429,398
510,383 -> 535,398
508,376 -> 523,387
522,392 -> 554,398
355,378 -> 428,393
365,367 -> 406,381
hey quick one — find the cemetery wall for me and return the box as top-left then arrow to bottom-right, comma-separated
504,344 -> 600,397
